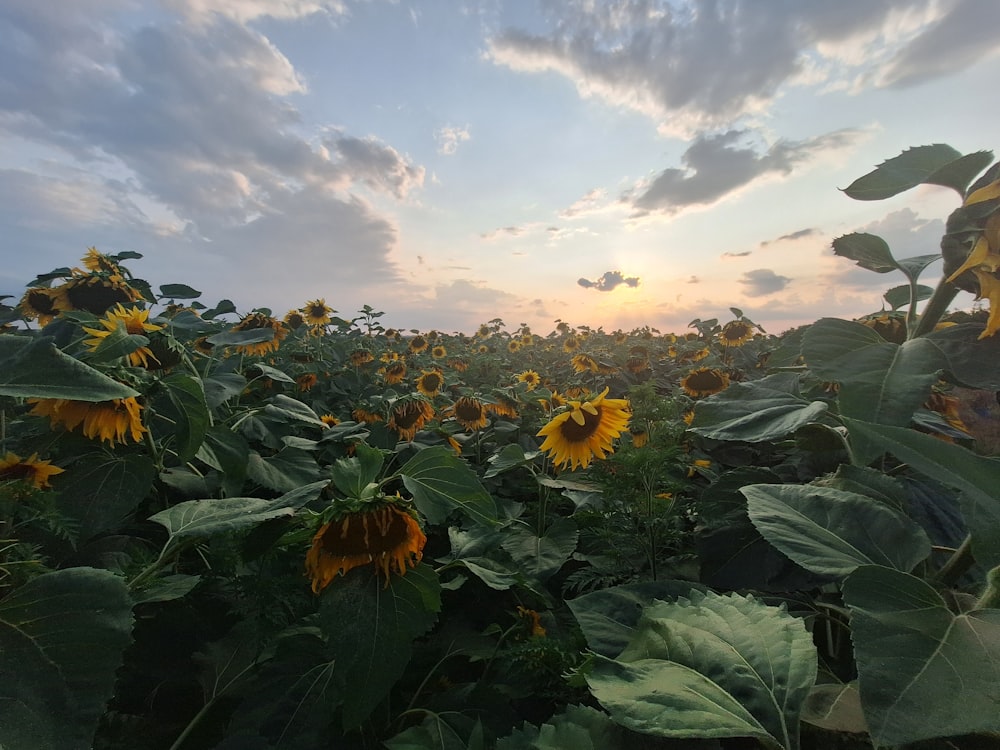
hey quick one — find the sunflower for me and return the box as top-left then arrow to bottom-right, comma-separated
352,407 -> 384,424
297,373 -> 319,392
383,361 -> 408,385
29,396 -> 147,446
516,370 -> 541,391
520,333 -> 534,346
388,397 -> 435,441
506,339 -> 521,354
283,310 -> 306,330
680,346 -> 710,363
448,358 -> 469,372
563,336 -> 581,353
630,429 -> 649,448
571,354 -> 599,373
0,452 -> 65,490
486,394 -> 520,419
538,390 -> 567,412
477,344 -> 489,354
81,247 -> 122,274
858,313 -> 907,344
63,272 -> 142,315
450,396 -> 489,431
193,336 -> 215,356
18,287 -> 68,326
516,606 -> 547,638
305,501 -> 426,592
301,298 -> 334,326
431,345 -> 447,358
408,335 -> 429,354
415,370 -> 444,397
556,321 -> 571,334
536,387 -> 630,470
83,303 -> 164,368
680,368 -> 731,398
719,320 -> 754,347
349,349 -> 375,367
230,312 -> 287,356
383,328 -> 401,341
320,414 -> 341,427
476,324 -> 492,338
625,356 -> 649,374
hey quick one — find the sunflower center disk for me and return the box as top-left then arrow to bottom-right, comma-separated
559,406 -> 603,442
322,507 -> 409,557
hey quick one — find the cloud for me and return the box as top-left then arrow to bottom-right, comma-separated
325,134 -> 425,199
480,225 -> 526,240
722,251 -> 753,259
578,270 -> 640,292
760,228 -> 821,247
738,269 -> 792,297
487,1 -> 980,135
163,0 -> 347,24
559,188 -> 609,219
626,129 -> 859,217
435,125 -> 471,155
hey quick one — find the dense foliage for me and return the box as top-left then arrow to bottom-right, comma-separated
2,144 -> 1000,750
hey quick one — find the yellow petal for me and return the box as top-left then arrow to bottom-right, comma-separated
965,179 -> 1000,206
570,408 -> 586,425
947,236 -> 992,283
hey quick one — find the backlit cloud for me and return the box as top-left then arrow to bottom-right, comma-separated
738,269 -> 792,297
578,270 -> 640,292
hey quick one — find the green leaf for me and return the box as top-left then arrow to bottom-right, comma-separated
82,322 -> 148,365
248,362 -> 296,384
800,682 -> 867,735
452,557 -> 519,590
927,322 -> 1000,389
196,425 -> 250,497
202,372 -> 247,409
149,494 -> 303,548
567,580 -> 708,658
264,394 -> 324,426
159,372 -> 210,464
159,283 -> 202,299
55,453 -> 156,541
206,327 -> 279,347
842,144 -> 965,200
497,704 -> 630,750
319,563 -> 440,729
400,446 -> 499,527
329,442 -> 385,498
484,443 -> 537,478
801,318 -> 944,426
922,149 -> 995,195
894,253 -> 940,281
742,484 -> 930,577
842,418 -> 1000,568
247,448 -> 323,492
131,573 -> 202,604
0,335 -> 139,400
883,283 -> 933,311
844,565 -> 1000,746
831,233 -> 898,273
0,568 -> 133,750
500,517 -> 578,582
689,373 -> 828,443
588,590 -> 816,749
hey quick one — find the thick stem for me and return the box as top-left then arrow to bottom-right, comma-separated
932,533 -> 975,587
911,276 -> 961,338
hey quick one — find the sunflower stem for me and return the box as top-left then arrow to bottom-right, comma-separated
911,275 -> 960,338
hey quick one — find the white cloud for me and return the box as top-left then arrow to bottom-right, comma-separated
435,125 -> 471,155
163,0 -> 347,25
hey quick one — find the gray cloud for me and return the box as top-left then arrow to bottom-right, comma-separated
738,269 -> 792,297
627,129 -> 859,217
578,270 -> 640,291
480,225 -> 525,240
722,250 -> 753,258
760,228 -> 821,247
487,0 -> 973,133
326,135 -> 425,199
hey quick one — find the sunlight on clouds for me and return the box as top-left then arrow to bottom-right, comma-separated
165,0 -> 346,25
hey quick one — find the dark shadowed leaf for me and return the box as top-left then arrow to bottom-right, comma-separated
160,372 -> 210,463
159,283 -> 201,299
0,335 -> 139,400
55,453 -> 156,541
927,322 -> 1000,389
496,705 -> 631,750
500,517 -> 578,582
831,233 -> 897,273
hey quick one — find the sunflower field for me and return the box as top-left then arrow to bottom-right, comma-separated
3,144 -> 1000,750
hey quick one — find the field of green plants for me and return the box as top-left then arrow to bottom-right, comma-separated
2,144 -> 1000,750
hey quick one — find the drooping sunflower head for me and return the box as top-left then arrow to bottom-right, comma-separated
415,370 -> 444,397
563,336 -> 581,353
383,361 -> 408,385
305,501 -> 426,592
82,303 -> 164,368
448,358 -> 469,372
719,320 -> 755,347
408,335 -> 429,354
451,396 -> 489,431
296,372 -> 319,392
536,387 -> 631,470
352,406 -> 384,424
301,298 -> 334,326
18,286 -> 68,326
349,349 -> 375,367
431,345 -> 447,358
0,452 -> 65,490
29,397 -> 147,446
516,370 -> 542,390
231,312 -> 288,357
388,397 -> 435,442
486,393 -> 520,420
537,390 -> 567,412
858,312 -> 907,344
613,331 -> 628,344
81,247 -> 122,274
63,272 -> 142,315
625,356 -> 649,374
283,310 -> 306,330
571,353 -> 599,373
680,367 -> 731,398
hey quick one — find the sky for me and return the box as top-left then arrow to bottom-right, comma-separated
2,0 -> 998,336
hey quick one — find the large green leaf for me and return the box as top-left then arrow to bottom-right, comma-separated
587,590 -> 816,749
82,322 -> 148,365
400,446 -> 499,527
500,517 -> 578,582
496,704 -> 630,750
801,318 -> 944,426
247,447 -> 323,492
319,563 -> 440,729
689,373 -> 829,443
196,425 -> 250,496
159,372 -> 210,463
264,394 -> 324,426
159,283 -> 201,299
742,484 -> 930,577
843,565 -> 1000,746
926,322 -> 1000,389
883,283 -> 933,311
329,442 -> 385,498
800,682 -> 867,735
843,418 -> 1000,568
202,372 -> 247,409
567,580 -> 707,658
55,453 -> 156,541
841,144 -> 968,200
831,233 -> 897,273
0,335 -> 139,400
0,568 -> 133,750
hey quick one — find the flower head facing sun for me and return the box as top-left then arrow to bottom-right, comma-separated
415,370 -> 444,397
408,335 -> 429,354
563,336 -> 581,353
431,345 -> 447,358
383,361 -> 408,385
450,396 -> 489,431
536,387 -> 630,470
680,367 -> 731,398
516,370 -> 542,390
0,452 -> 65,490
83,303 -> 164,368
719,320 -> 755,347
301,298 -> 334,326
388,397 -> 435,441
29,397 -> 147,446
305,501 -> 426,592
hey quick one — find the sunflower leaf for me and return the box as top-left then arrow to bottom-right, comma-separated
158,283 -> 201,299
159,372 -> 210,464
400,446 -> 499,527
841,144 -> 965,200
82,321 -> 149,365
0,568 -> 133,750
831,233 -> 898,273
0,334 -> 139,400
496,704 -> 631,750
501,517 -> 578,582
883,283 -> 933,311
55,453 -> 156,542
